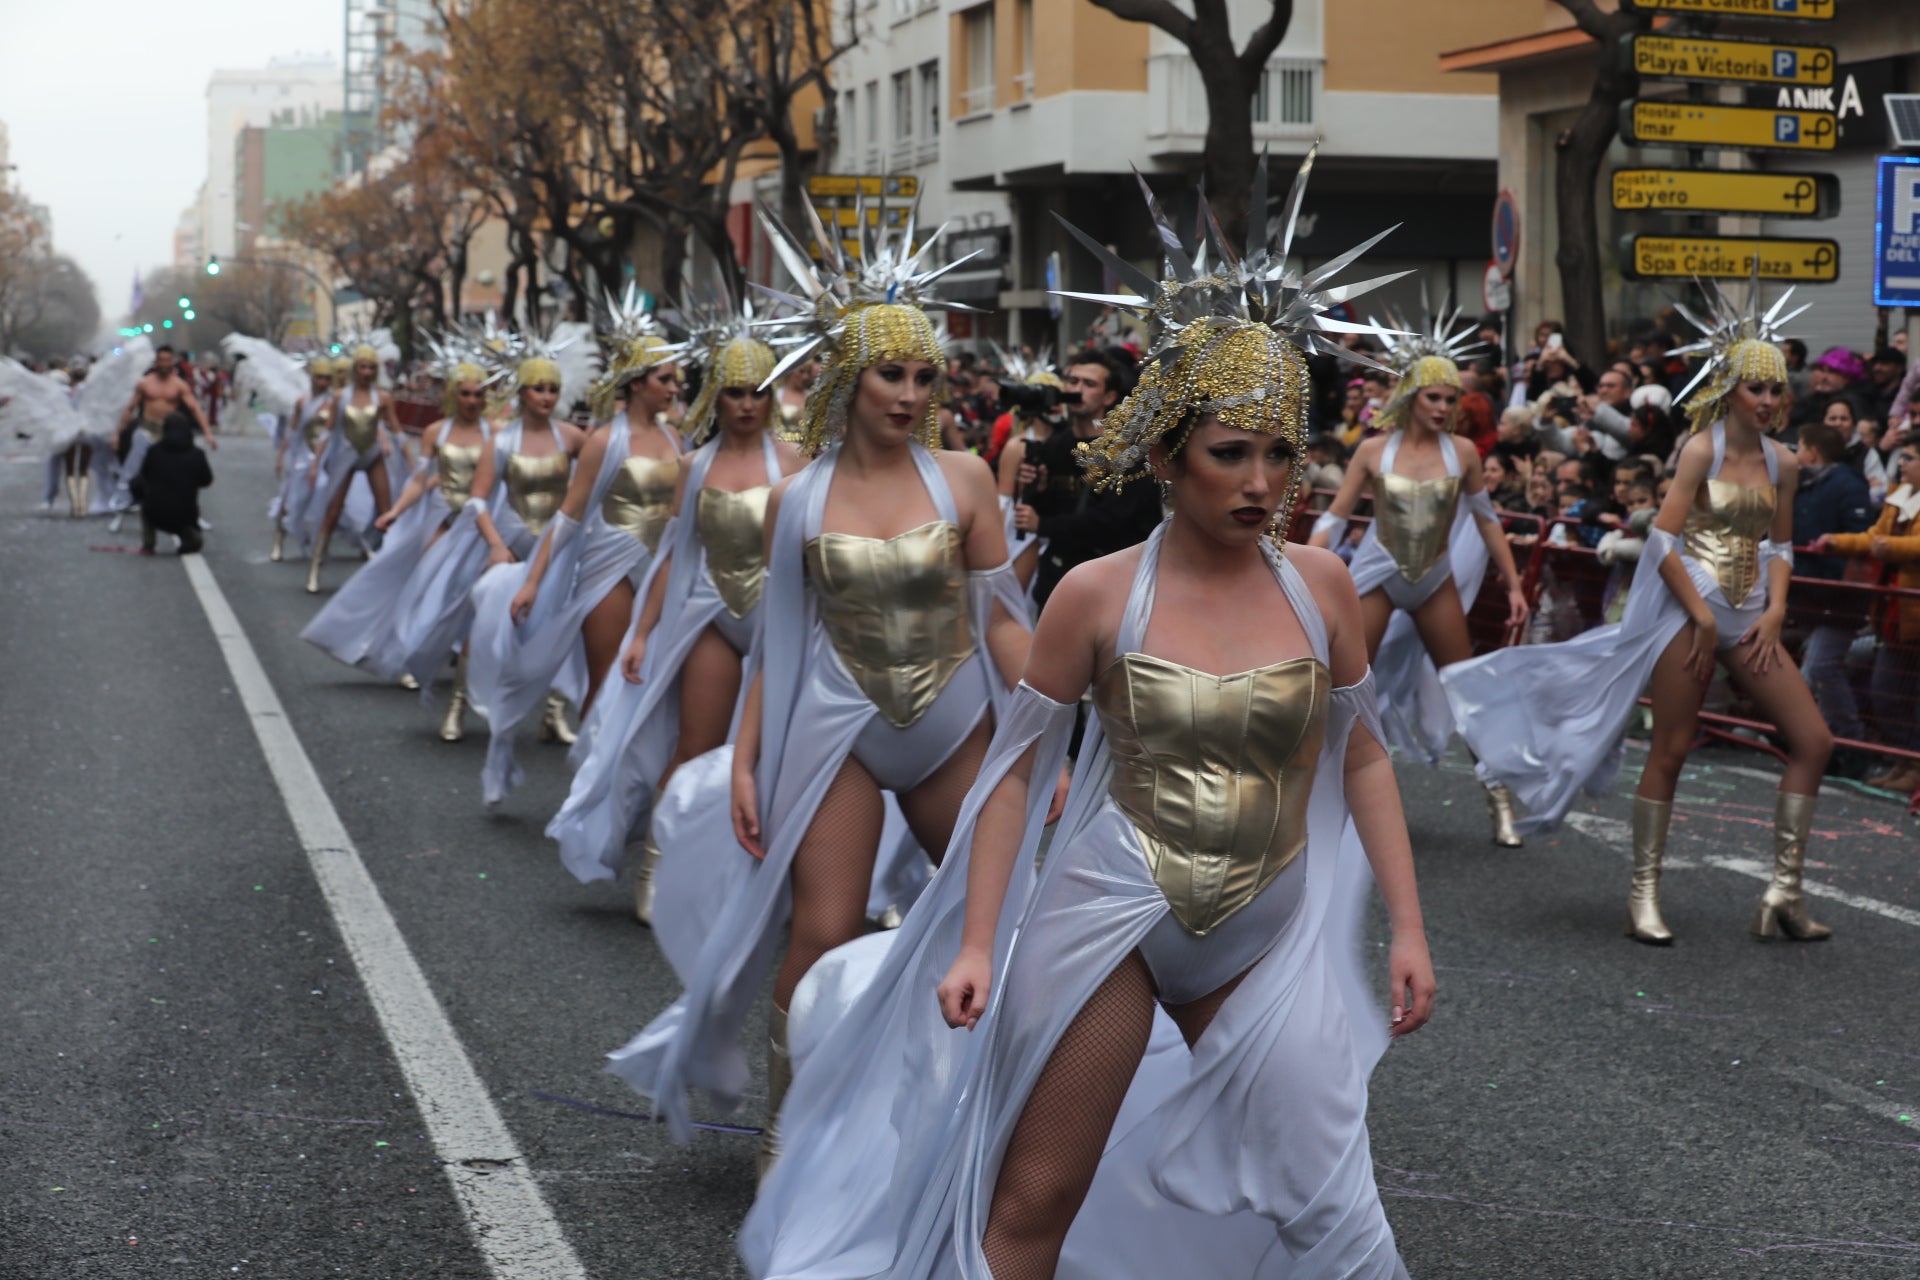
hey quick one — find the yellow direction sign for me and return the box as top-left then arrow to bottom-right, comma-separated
805,175 -> 921,199
1624,234 -> 1839,283
1628,35 -> 1833,87
1623,100 -> 1835,152
1611,167 -> 1836,217
819,204 -> 910,228
1624,0 -> 1832,19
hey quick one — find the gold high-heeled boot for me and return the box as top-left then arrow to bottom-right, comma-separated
1485,780 -> 1524,848
305,534 -> 330,593
756,1005 -> 791,1185
632,836 -> 662,926
398,672 -> 420,691
270,523 -> 285,561
439,652 -> 470,742
65,474 -> 83,517
1752,792 -> 1831,941
539,692 -> 577,745
1627,796 -> 1674,946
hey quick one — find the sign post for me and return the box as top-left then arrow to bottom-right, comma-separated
1610,168 -> 1836,217
1623,234 -> 1841,282
1627,35 -> 1835,88
1490,190 -> 1520,363
1872,155 -> 1920,307
1622,101 -> 1838,152
1623,0 -> 1833,19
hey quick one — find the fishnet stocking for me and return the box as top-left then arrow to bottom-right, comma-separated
773,756 -> 883,1010
981,952 -> 1156,1280
897,715 -> 994,867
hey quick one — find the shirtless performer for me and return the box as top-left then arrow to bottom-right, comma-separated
111,345 -> 217,525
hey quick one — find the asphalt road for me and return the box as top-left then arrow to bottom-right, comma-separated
3,432 -> 1916,1279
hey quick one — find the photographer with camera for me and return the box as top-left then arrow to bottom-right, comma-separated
992,355 -> 1072,590
1011,346 -> 1159,607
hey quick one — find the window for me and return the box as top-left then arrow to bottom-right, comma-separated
893,72 -> 913,141
1014,0 -> 1034,102
842,89 -> 859,165
961,5 -> 995,116
864,81 -> 880,166
919,61 -> 941,157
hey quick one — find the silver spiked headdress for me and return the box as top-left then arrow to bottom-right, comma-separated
590,282 -> 685,419
1372,291 -> 1486,432
753,193 -> 982,452
1049,146 -> 1407,491
669,267 -> 789,444
1668,267 -> 1807,433
992,341 -> 1062,389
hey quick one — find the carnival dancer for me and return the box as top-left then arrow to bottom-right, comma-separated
1307,305 -> 1531,846
271,359 -> 338,562
470,293 -> 683,805
546,287 -> 803,916
742,152 -> 1430,1280
603,200 -> 1033,1177
299,343 -> 487,682
305,337 -> 405,593
1441,280 -> 1834,944
391,330 -> 595,741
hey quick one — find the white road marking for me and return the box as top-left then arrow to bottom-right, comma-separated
1559,812 -> 1920,930
182,556 -> 587,1280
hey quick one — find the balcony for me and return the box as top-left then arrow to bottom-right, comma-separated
1146,53 -> 1321,157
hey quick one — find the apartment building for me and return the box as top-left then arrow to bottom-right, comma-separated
200,58 -> 343,264
785,0 -> 1528,350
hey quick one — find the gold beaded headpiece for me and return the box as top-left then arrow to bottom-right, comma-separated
305,356 -> 331,378
1050,147 -> 1405,497
589,283 -> 686,420
1372,297 -> 1485,433
422,327 -> 505,415
1670,268 -> 1806,434
672,272 -> 785,445
753,194 -> 983,454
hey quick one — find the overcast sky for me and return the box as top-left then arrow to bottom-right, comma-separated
0,1 -> 342,331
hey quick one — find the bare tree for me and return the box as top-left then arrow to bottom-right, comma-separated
1548,0 -> 1652,362
0,189 -> 50,352
198,261 -> 309,345
1084,0 -> 1296,244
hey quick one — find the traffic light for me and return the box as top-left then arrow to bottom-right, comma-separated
162,320 -> 174,329
142,323 -> 154,333
183,309 -> 196,320
177,296 -> 191,309
205,256 -> 221,277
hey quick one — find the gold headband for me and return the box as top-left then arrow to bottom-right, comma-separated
792,302 -> 946,454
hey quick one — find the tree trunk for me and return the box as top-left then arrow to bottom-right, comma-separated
1550,4 -> 1645,366
1195,48 -> 1255,246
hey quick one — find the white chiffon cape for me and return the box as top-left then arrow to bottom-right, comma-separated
390,420 -> 564,692
297,462 -> 444,677
547,432 -> 781,883
741,522 -> 1405,1280
468,413 -> 673,806
603,442 -> 1030,1143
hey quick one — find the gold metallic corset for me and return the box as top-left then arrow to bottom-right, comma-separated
302,403 -> 333,450
804,520 -> 975,729
1684,478 -> 1775,606
601,453 -> 679,551
696,485 -> 772,619
1374,470 -> 1460,583
1094,654 -> 1330,936
435,441 -> 483,511
505,450 -> 570,536
341,400 -> 382,454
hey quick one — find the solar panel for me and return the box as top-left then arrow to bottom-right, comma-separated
1887,95 -> 1920,149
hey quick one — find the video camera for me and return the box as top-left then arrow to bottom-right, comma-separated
997,379 -> 1079,416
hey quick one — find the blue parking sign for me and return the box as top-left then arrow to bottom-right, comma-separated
1772,51 -> 1798,78
1874,156 -> 1920,307
1775,114 -> 1801,143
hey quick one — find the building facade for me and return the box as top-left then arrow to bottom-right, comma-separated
753,0 -> 1529,352
199,58 -> 342,266
234,111 -> 346,254
1445,3 -> 1920,358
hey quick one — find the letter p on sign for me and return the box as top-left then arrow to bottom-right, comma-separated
1900,171 -> 1920,235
